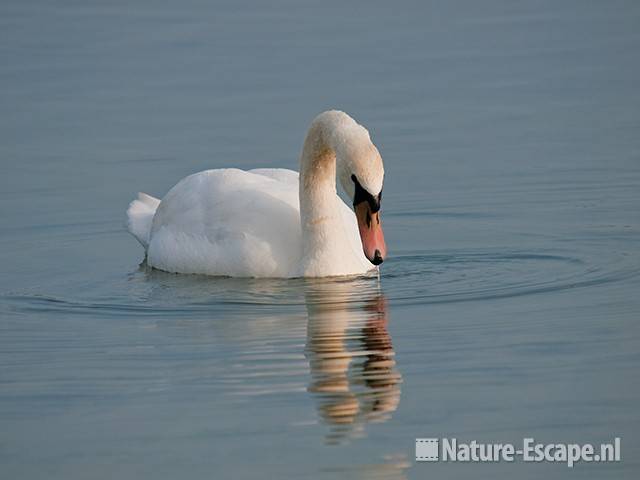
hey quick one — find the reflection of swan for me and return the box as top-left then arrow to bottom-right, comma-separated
304,280 -> 402,444
134,270 -> 401,450
126,110 -> 387,278
331,455 -> 411,480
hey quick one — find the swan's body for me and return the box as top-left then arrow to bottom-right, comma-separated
126,110 -> 386,278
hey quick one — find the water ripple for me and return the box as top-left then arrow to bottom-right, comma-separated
2,249 -> 637,317
383,250 -> 639,305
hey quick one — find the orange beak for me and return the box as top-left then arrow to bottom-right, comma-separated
355,202 -> 387,265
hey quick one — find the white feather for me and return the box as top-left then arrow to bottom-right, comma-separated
126,192 -> 160,249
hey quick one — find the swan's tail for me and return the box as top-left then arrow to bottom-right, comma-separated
126,192 -> 160,249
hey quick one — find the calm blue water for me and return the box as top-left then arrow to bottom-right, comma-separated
1,1 -> 639,478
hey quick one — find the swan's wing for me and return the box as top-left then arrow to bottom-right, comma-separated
147,169 -> 302,277
248,168 -> 299,185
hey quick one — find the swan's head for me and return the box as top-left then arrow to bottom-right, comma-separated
336,125 -> 387,266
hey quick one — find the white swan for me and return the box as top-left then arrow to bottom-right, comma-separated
126,110 -> 387,277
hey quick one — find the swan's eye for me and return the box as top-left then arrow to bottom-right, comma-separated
351,174 -> 381,213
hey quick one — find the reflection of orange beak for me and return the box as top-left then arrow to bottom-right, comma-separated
355,202 -> 387,265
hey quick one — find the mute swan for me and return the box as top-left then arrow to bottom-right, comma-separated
126,110 -> 387,277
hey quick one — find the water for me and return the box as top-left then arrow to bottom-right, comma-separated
1,0 -> 639,478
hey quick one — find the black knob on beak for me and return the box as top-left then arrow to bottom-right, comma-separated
372,249 -> 384,265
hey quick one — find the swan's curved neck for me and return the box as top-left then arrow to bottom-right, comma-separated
299,121 -> 337,224
298,112 -> 356,271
